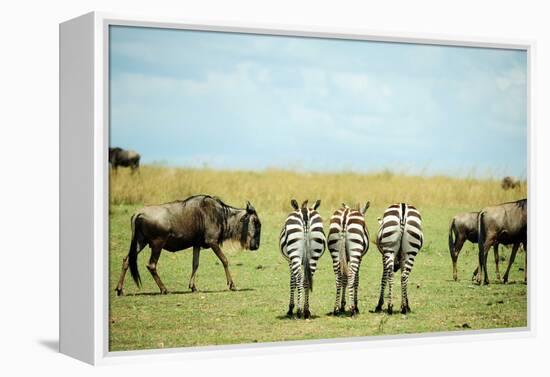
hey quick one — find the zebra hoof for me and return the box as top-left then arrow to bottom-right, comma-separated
303,309 -> 311,319
332,308 -> 340,316
503,275 -> 509,284
350,307 -> 358,317
387,305 -> 393,315
296,309 -> 302,319
374,305 -> 383,313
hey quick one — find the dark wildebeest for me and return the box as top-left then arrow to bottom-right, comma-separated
109,147 -> 140,173
501,176 -> 520,190
449,211 -> 503,281
476,199 -> 527,285
115,194 -> 261,295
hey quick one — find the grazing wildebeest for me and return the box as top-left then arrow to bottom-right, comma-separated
449,211 -> 502,281
501,176 -> 521,190
476,199 -> 527,285
109,147 -> 140,173
114,194 -> 261,295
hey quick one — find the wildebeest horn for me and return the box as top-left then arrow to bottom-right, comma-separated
291,199 -> 299,210
246,201 -> 256,213
313,199 -> 321,210
362,201 -> 370,214
301,200 -> 309,208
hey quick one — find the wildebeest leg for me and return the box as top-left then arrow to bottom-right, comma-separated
503,243 -> 520,284
478,239 -> 492,285
115,256 -> 130,296
115,242 -> 146,296
146,241 -> 168,294
493,244 -> 501,281
211,244 -> 235,290
452,236 -> 466,281
188,246 -> 200,292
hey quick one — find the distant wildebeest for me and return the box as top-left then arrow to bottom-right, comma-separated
109,147 -> 140,173
279,199 -> 326,319
501,176 -> 521,190
327,202 -> 370,316
449,211 -> 503,282
476,199 -> 527,285
114,194 -> 261,295
375,203 -> 423,314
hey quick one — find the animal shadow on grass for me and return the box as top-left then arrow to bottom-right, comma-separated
130,288 -> 255,296
276,314 -> 320,320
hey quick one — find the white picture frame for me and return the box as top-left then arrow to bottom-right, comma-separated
59,11 -> 535,365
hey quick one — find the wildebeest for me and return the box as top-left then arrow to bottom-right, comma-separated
501,176 -> 521,190
109,147 -> 140,173
449,211 -> 503,281
476,199 -> 527,285
114,194 -> 261,295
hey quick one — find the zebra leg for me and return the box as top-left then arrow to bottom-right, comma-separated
303,279 -> 311,319
296,270 -> 304,318
333,270 -> 342,315
353,266 -> 360,314
287,269 -> 295,317
348,267 -> 359,316
340,274 -> 348,314
401,265 -> 412,314
386,253 -> 395,314
375,258 -> 387,313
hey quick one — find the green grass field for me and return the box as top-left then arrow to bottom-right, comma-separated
109,166 -> 527,351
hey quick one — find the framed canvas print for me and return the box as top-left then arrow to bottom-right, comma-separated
59,12 -> 533,365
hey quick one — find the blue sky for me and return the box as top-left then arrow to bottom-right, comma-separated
109,26 -> 527,178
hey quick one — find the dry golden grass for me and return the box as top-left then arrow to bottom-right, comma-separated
110,165 -> 526,211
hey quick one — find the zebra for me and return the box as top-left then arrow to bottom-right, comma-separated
327,202 -> 370,316
374,203 -> 423,315
279,199 -> 326,319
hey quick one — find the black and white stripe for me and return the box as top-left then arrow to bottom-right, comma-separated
327,202 -> 370,316
374,203 -> 423,315
279,199 -> 326,319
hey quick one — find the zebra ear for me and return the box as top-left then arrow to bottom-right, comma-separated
291,199 -> 299,210
301,200 -> 308,208
342,202 -> 348,208
313,199 -> 321,210
362,201 -> 371,214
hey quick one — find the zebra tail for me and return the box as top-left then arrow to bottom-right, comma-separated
303,230 -> 313,292
303,249 -> 313,292
339,234 -> 349,277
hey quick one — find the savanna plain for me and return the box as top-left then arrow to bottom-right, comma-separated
109,166 -> 527,351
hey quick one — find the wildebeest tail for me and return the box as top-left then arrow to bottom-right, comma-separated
128,213 -> 142,287
448,218 -> 456,258
477,211 -> 486,263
